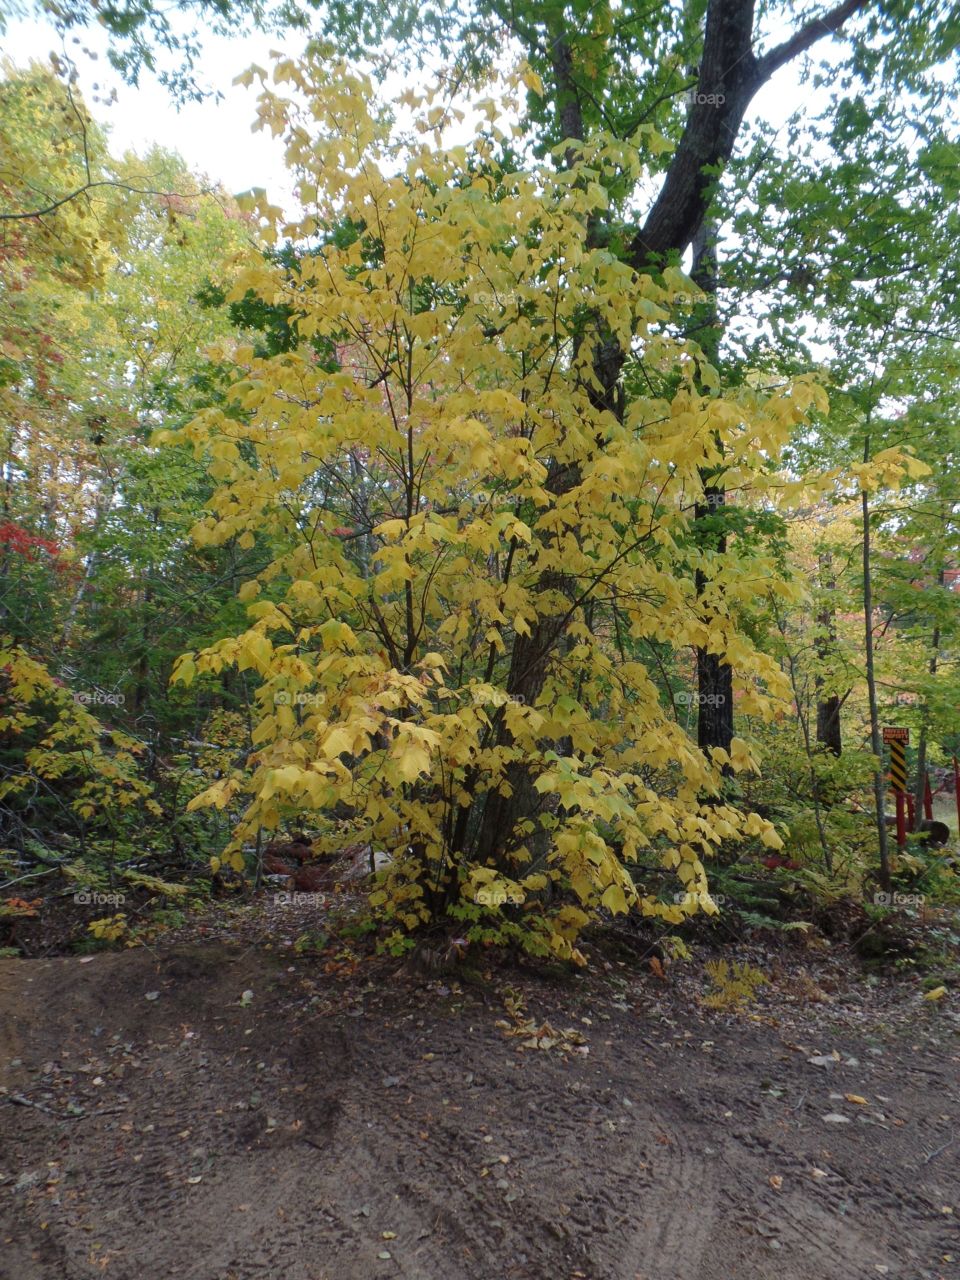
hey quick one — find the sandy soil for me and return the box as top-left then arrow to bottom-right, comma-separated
1,921 -> 958,1280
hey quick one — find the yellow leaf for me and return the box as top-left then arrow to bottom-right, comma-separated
322,725 -> 354,759
394,742 -> 431,783
520,66 -> 544,97
375,518 -> 407,541
172,656 -> 196,687
601,883 -> 629,915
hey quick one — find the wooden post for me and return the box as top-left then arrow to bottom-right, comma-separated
906,792 -> 915,830
924,774 -> 933,821
895,790 -> 907,850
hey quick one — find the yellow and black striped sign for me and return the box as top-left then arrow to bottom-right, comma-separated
887,737 -> 908,794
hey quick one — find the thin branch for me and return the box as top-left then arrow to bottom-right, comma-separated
1,179 -> 216,221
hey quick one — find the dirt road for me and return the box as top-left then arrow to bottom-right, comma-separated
1,937 -> 957,1280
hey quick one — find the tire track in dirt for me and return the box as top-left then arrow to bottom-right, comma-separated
2,947 -> 958,1280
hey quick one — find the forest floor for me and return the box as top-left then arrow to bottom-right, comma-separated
1,896 -> 958,1280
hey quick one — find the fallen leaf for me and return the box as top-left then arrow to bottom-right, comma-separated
769,1175 -> 783,1190
844,1094 -> 868,1106
923,986 -> 947,1001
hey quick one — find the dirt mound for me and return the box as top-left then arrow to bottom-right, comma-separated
1,940 -> 957,1280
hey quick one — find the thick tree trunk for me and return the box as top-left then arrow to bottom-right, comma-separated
630,0 -> 869,267
471,588 -> 565,864
465,0 -> 871,868
815,695 -> 842,755
697,650 -> 734,755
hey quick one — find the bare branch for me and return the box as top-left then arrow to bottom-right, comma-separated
0,179 -> 215,221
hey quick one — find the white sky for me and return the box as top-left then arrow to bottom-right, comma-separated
3,11 -> 812,220
3,15 -> 304,206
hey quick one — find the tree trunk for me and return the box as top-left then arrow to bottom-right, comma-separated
815,549 -> 842,754
464,0 -> 872,868
815,695 -> 842,755
61,469 -> 115,645
862,438 -> 891,891
133,575 -> 155,717
690,217 -> 734,759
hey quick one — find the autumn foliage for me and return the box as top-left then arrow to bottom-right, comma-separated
166,56 -> 842,960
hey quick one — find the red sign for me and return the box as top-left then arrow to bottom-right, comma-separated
882,726 -> 909,743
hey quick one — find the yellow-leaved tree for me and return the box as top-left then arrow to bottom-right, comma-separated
168,53 -> 836,962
